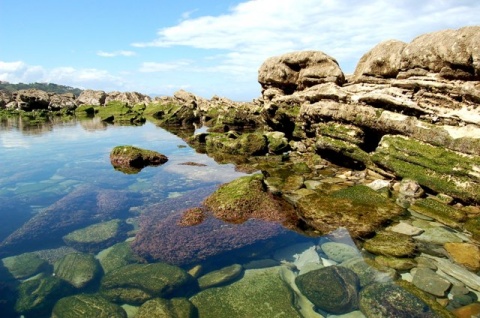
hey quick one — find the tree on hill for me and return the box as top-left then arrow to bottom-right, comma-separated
0,81 -> 83,96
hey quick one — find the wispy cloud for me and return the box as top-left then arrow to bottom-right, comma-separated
139,61 -> 191,73
132,0 -> 480,74
96,50 -> 136,57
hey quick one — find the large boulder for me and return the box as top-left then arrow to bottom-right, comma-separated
258,51 -> 345,99
13,89 -> 50,110
53,253 -> 101,289
352,40 -> 407,82
49,92 -> 77,110
400,26 -> 480,80
105,91 -> 151,106
77,89 -> 107,106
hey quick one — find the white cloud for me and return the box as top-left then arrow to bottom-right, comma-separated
132,0 -> 480,74
139,61 -> 191,73
97,50 -> 136,57
0,60 -> 127,91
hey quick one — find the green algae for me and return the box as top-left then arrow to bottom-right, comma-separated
363,231 -> 416,257
1,252 -> 48,280
372,135 -> 480,203
316,135 -> 372,167
53,253 -> 101,289
409,198 -> 466,228
52,294 -> 127,318
94,101 -> 145,125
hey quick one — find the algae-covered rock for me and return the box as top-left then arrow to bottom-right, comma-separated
374,255 -> 417,270
203,174 -> 291,223
52,294 -> 127,318
341,257 -> 396,288
110,145 -> 168,173
372,135 -> 480,203
464,217 -> 480,241
198,264 -> 243,290
53,253 -> 101,289
96,242 -> 142,274
144,101 -> 198,126
136,298 -> 196,318
1,252 -> 48,280
101,263 -> 197,304
359,282 -> 439,318
205,132 -> 268,157
409,198 -> 466,228
296,185 -> 404,237
295,265 -> 360,314
265,131 -> 290,154
15,275 -> 74,316
190,266 -> 302,318
63,219 -> 130,253
363,231 -> 416,257
94,101 -> 145,124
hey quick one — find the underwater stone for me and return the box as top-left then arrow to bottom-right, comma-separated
63,219 -> 130,253
1,252 -> 48,280
136,298 -> 196,318
321,242 -> 361,263
101,263 -> 197,304
412,267 -> 452,297
52,294 -> 127,318
295,266 -> 360,314
191,266 -> 302,318
15,275 -> 74,316
359,282 -> 438,318
409,198 -> 466,229
96,242 -> 142,274
198,264 -> 243,290
341,257 -> 396,288
53,253 -> 101,289
363,231 -> 416,257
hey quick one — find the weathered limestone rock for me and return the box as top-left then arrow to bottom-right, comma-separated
258,51 -> 345,99
352,39 -> 407,82
444,242 -> 480,272
400,26 -> 480,80
49,92 -> 77,110
77,89 -> 107,106
105,91 -> 151,106
13,89 -> 50,110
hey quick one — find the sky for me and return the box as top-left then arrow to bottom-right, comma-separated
0,1 -> 479,101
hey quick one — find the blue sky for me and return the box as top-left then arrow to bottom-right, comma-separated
1,0 -> 479,101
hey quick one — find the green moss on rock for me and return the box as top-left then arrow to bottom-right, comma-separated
363,231 -> 416,257
95,101 -> 145,125
371,135 -> 480,203
52,294 -> 127,318
97,242 -> 142,274
409,198 -> 466,229
63,219 -> 130,253
110,145 -> 168,173
136,298 -> 196,318
1,252 -> 48,280
296,185 -> 405,237
101,263 -> 197,304
53,253 -> 101,289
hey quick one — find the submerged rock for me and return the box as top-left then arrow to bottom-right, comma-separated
1,252 -> 48,280
63,219 -> 131,253
96,242 -> 143,274
100,263 -> 197,304
15,275 -> 74,316
198,264 -> 243,290
359,282 -> 439,318
363,231 -> 416,257
52,294 -> 127,318
136,298 -> 196,318
295,265 -> 360,314
191,266 -> 302,318
110,145 -> 168,174
53,253 -> 101,289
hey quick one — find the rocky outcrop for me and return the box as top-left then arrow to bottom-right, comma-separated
256,26 -> 480,207
77,89 -> 106,106
105,91 -> 151,106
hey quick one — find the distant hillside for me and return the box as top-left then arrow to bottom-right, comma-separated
0,81 -> 83,96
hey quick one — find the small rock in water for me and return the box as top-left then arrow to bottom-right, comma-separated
321,242 -> 360,263
444,242 -> 480,272
412,267 -> 452,297
295,266 -> 360,314
386,221 -> 424,236
198,264 -> 243,290
413,227 -> 463,245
